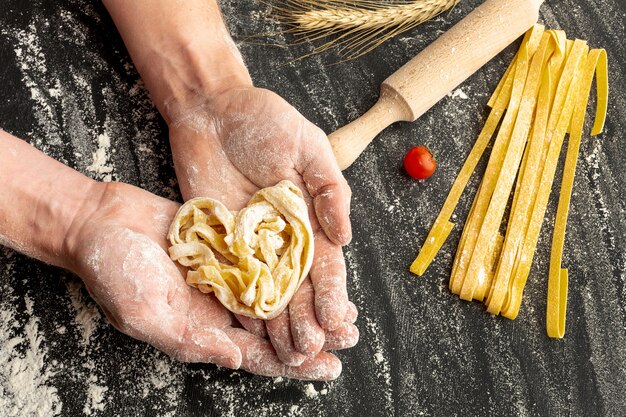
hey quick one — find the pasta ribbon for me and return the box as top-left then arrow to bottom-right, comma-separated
168,180 -> 314,320
501,40 -> 589,319
546,49 -> 608,338
410,26 -> 545,277
410,25 -> 608,338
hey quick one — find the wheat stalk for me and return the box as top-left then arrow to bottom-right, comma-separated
265,0 -> 460,61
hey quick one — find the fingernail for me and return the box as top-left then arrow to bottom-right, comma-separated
282,355 -> 307,367
316,300 -> 345,332
323,325 -> 359,351
210,351 -> 242,369
286,353 -> 342,381
293,326 -> 325,355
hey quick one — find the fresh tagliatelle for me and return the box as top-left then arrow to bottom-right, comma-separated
410,25 -> 608,338
168,180 -> 314,320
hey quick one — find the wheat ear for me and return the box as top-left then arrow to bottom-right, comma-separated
266,0 -> 460,61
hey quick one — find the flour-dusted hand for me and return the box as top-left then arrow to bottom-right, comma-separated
167,88 -> 359,364
168,88 -> 353,247
102,0 -> 359,366
0,131 -> 341,380
69,182 -> 343,380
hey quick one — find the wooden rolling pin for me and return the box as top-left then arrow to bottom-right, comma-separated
329,0 -> 543,170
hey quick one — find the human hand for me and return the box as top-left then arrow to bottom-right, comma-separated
0,129 -> 342,379
67,181 -> 343,379
167,87 -> 359,365
102,0 -> 358,366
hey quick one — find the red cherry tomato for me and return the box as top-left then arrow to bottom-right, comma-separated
404,146 -> 436,179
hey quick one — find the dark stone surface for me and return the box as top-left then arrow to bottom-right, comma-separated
0,0 -> 625,415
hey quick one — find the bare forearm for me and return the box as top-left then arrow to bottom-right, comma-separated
0,130 -> 101,269
103,0 -> 252,122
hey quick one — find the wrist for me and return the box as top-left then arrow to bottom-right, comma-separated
59,181 -> 106,271
104,0 -> 252,124
22,172 -> 103,270
150,37 -> 252,124
0,131 -> 105,269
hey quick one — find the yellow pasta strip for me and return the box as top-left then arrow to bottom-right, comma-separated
501,41 -> 589,319
508,123 -> 533,220
488,25 -> 545,108
410,219 -> 454,275
521,32 -> 566,215
591,51 -> 609,136
547,32 -> 568,113
546,39 -> 578,138
547,49 -> 608,338
483,138 -> 530,304
488,58 -> 515,109
449,33 -> 538,295
411,27 -> 548,278
492,34 -> 568,311
410,25 -> 608,330
485,35 -> 557,314
496,38 -> 574,314
503,42 -> 588,318
449,183 -> 481,291
460,33 -> 553,302
410,56 -> 516,276
474,232 -> 504,302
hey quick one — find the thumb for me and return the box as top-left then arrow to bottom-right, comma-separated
298,126 -> 352,245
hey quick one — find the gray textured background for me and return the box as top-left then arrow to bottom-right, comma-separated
0,0 -> 625,416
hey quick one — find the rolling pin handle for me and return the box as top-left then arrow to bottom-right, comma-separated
329,0 -> 543,170
329,85 -> 414,170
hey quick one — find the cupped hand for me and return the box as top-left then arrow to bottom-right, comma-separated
67,181 -> 342,380
167,87 -> 359,365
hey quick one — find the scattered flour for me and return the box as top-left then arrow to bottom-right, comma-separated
344,249 -> 394,411
303,383 -> 318,398
63,279 -> 110,414
86,132 -> 114,182
0,293 -> 62,416
65,280 -> 102,349
83,373 -> 108,415
448,88 -> 469,99
137,355 -> 181,416
364,316 -> 393,403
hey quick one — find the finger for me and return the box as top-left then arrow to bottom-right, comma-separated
235,314 -> 268,339
322,322 -> 360,351
297,126 -> 352,245
225,328 -> 286,376
345,301 -> 358,323
172,325 -> 242,369
285,352 -> 342,381
224,328 -> 342,381
309,235 -> 349,331
289,279 -> 325,356
266,309 -> 307,366
312,181 -> 352,245
142,312 -> 242,369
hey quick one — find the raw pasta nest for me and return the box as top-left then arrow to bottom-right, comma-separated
167,180 -> 314,320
